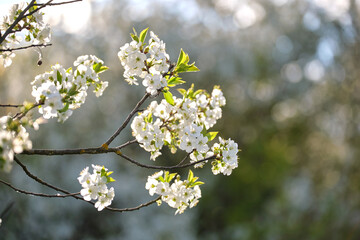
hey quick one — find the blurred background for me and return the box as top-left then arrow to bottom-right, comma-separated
1,0 -> 360,239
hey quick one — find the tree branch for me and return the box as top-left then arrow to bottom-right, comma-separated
13,102 -> 42,120
0,179 -> 80,198
22,0 -> 54,19
21,139 -> 136,156
0,104 -> 22,108
10,156 -> 161,213
0,0 -> 36,45
0,43 -> 52,52
103,93 -> 151,148
14,156 -> 79,195
34,0 -> 83,6
106,196 -> 161,213
115,151 -> 216,170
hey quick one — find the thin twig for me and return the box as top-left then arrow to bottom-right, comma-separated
0,43 -> 52,52
106,196 -> 161,213
117,139 -> 137,148
13,102 -> 42,120
21,146 -> 215,170
0,104 -> 22,108
21,141 -> 134,155
175,152 -> 192,167
11,156 -> 160,212
115,151 -> 216,170
34,0 -> 82,6
22,0 -> 54,19
103,93 -> 151,147
0,0 -> 36,45
0,179 -> 80,198
13,156 -> 160,212
14,156 -> 78,195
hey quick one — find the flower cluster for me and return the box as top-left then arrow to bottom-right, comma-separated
0,3 -> 51,67
31,55 -> 109,122
78,164 -> 115,211
118,29 -> 169,95
211,137 -> 239,176
0,116 -> 32,172
145,170 -> 202,215
131,85 -> 226,161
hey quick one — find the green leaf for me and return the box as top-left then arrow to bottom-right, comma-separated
58,102 -> 69,113
130,33 -> 139,43
193,89 -> 204,97
167,77 -> 185,87
57,70 -> 62,84
67,84 -> 78,96
206,131 -> 218,141
25,34 -> 31,42
132,27 -> 138,36
175,63 -> 199,73
177,88 -> 187,96
93,62 -> 102,73
177,49 -> 186,66
108,177 -> 116,182
139,27 -> 149,43
163,90 -> 175,106
168,173 -> 177,182
145,112 -> 153,123
190,181 -> 204,187
187,170 -> 194,182
98,66 -> 109,73
175,49 -> 199,73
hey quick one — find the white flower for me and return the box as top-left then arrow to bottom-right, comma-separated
0,116 -> 32,172
78,165 -> 115,211
95,187 -> 115,211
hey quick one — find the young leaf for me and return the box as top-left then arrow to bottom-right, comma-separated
139,28 -> 149,43
190,181 -> 204,187
177,88 -> 187,96
56,70 -> 62,84
58,103 -> 69,113
206,131 -> 218,141
98,66 -> 109,74
67,84 -> 78,96
187,170 -> 194,182
167,77 -> 185,87
163,90 -> 175,106
130,33 -> 139,43
176,62 -> 199,73
132,27 -> 138,36
177,49 -> 186,66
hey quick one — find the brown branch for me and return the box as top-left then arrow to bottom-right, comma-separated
22,145 -> 215,170
21,140 -> 136,155
22,0 -> 54,19
12,156 -> 160,212
13,102 -> 42,120
0,0 -> 36,45
34,0 -> 83,6
175,151 -> 192,167
106,196 -> 161,213
0,104 -> 22,108
0,179 -> 80,198
0,43 -> 52,52
115,151 -> 216,170
14,156 -> 79,196
103,93 -> 151,147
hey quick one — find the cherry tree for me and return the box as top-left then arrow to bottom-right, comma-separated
0,0 -> 240,222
